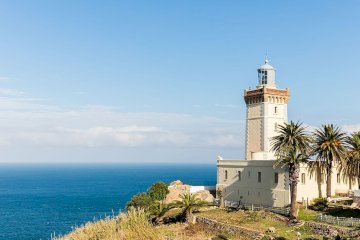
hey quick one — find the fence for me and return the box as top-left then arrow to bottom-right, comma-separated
316,213 -> 360,228
224,200 -> 290,216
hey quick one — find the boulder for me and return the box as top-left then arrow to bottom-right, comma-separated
169,180 -> 183,186
164,180 -> 214,204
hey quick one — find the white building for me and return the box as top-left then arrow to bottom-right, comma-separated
216,58 -> 357,207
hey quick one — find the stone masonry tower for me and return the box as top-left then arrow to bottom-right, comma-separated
244,57 -> 290,160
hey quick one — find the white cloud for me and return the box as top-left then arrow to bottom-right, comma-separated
343,124 -> 360,133
0,77 -> 10,82
0,88 -> 25,96
0,88 -> 244,149
214,103 -> 238,109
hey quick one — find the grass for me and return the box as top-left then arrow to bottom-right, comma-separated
57,208 -> 161,240
55,208 -> 244,240
297,208 -> 318,221
58,206 -> 360,240
196,209 -> 323,240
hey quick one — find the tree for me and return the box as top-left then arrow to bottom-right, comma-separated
342,131 -> 360,188
271,121 -> 312,219
126,192 -> 153,210
312,124 -> 347,198
149,201 -> 171,224
271,121 -> 312,155
148,181 -> 169,202
171,192 -> 208,223
274,149 -> 309,219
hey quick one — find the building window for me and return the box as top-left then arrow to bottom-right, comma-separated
238,171 -> 241,181
258,172 -> 262,183
274,106 -> 277,114
248,171 -> 251,178
225,170 -> 228,180
301,173 -> 306,184
320,173 -> 324,183
274,172 -> 279,184
258,192 -> 260,197
337,173 -> 340,183
248,190 -> 250,196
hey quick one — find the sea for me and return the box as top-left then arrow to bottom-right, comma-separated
0,164 -> 216,240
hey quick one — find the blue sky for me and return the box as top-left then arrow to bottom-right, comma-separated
0,1 -> 359,163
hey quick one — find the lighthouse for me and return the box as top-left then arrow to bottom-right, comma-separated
244,57 -> 290,160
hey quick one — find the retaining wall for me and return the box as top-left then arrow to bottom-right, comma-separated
305,221 -> 360,238
194,216 -> 264,239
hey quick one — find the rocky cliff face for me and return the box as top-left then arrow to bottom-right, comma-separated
164,180 -> 214,204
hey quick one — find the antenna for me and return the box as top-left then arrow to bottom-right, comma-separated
265,50 -> 269,64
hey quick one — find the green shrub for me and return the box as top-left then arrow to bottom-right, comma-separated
311,198 -> 328,211
148,181 -> 169,201
126,192 -> 153,210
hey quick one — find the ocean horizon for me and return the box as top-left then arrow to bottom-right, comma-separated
0,163 -> 216,240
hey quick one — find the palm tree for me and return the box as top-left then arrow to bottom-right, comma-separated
171,192 -> 208,223
149,202 -> 171,224
342,131 -> 360,189
312,124 -> 347,198
271,121 -> 312,156
271,121 -> 312,219
274,149 -> 309,219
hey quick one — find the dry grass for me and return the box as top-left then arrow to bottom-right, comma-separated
56,208 -> 242,240
57,208 -> 161,240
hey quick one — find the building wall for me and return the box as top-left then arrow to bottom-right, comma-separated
262,101 -> 288,157
245,103 -> 263,160
217,160 -> 358,207
217,160 -> 290,207
245,86 -> 289,161
296,164 -> 358,202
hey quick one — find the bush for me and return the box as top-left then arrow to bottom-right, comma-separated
148,181 -> 169,201
126,192 -> 153,210
311,198 -> 328,211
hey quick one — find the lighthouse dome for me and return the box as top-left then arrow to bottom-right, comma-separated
258,57 -> 275,70
257,56 -> 276,87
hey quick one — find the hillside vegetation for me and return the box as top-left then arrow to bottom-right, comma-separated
56,208 -> 240,240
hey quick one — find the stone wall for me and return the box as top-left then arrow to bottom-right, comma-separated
305,221 -> 360,238
194,216 -> 264,239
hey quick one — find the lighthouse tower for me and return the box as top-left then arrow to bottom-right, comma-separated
244,57 -> 290,160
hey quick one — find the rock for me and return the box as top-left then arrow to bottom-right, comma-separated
164,181 -> 214,204
329,230 -> 338,237
169,180 -> 183,186
195,190 -> 214,203
267,227 -> 276,233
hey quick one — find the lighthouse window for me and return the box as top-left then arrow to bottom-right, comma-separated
258,70 -> 268,85
274,106 -> 277,114
262,71 -> 268,84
